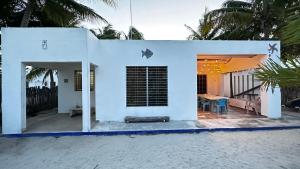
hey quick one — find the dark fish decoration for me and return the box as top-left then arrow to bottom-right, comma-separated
268,43 -> 278,54
142,48 -> 153,59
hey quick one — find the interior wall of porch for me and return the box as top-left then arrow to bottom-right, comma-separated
197,55 -> 268,97
207,73 -> 221,95
197,63 -> 222,95
57,63 -> 95,114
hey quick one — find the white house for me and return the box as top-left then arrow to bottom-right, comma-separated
1,28 -> 281,134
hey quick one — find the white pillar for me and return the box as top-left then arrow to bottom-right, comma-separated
2,62 -> 24,134
21,63 -> 27,130
82,61 -> 91,132
260,41 -> 282,119
260,87 -> 281,118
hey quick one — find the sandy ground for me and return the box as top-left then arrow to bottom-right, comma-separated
0,130 -> 300,169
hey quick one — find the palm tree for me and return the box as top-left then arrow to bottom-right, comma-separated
185,8 -> 219,40
91,25 -> 145,40
91,24 -> 121,39
205,0 -> 295,40
20,0 -> 116,27
26,67 -> 56,88
126,26 -> 144,40
254,4 -> 300,90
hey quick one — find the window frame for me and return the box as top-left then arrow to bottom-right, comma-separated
126,66 -> 168,107
74,70 -> 95,91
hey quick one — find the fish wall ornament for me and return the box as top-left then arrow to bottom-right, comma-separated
268,43 -> 278,57
142,48 -> 153,59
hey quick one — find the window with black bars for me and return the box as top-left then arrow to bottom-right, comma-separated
74,70 -> 95,91
126,66 -> 168,107
197,75 -> 207,94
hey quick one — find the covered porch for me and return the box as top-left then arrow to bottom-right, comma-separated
20,61 -> 97,133
195,53 -> 280,121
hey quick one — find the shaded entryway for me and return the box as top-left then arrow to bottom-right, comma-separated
196,54 -> 270,122
23,62 -> 96,133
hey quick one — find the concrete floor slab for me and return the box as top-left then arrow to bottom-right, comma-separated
198,106 -> 264,119
198,118 -> 300,128
198,111 -> 300,128
25,109 -> 82,133
92,121 -> 202,131
10,108 -> 300,134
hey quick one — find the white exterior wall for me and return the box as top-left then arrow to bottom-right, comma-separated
1,27 -> 282,134
91,41 -> 198,122
1,28 -> 88,134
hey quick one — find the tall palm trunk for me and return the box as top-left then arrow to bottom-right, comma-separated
261,0 -> 271,39
49,70 -> 55,89
20,0 -> 35,27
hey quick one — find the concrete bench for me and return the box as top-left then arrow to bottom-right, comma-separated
70,107 -> 95,117
125,116 -> 170,123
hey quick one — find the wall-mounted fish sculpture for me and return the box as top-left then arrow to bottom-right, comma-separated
268,43 -> 278,54
142,48 -> 153,59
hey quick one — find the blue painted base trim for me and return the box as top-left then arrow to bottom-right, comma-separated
2,126 -> 300,138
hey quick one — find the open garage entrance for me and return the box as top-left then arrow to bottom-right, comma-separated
23,62 -> 96,133
196,54 -> 268,120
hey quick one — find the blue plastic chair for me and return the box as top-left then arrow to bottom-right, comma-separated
199,98 -> 211,112
214,99 -> 228,114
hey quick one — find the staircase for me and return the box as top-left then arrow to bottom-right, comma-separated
234,85 -> 261,101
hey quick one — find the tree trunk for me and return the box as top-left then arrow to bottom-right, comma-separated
261,0 -> 270,40
20,0 -> 35,27
49,70 -> 55,89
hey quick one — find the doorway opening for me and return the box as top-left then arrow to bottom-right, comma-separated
196,54 -> 267,120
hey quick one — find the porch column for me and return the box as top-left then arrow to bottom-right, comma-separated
260,87 -> 281,118
21,63 -> 27,130
82,61 -> 91,132
2,62 -> 25,134
260,42 -> 281,118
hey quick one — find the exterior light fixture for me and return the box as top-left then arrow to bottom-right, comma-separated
42,40 -> 47,49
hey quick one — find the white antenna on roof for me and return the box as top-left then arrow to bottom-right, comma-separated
129,0 -> 133,40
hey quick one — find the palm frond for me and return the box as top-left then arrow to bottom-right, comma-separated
92,0 -> 117,8
184,24 -> 202,40
93,24 -> 121,39
281,8 -> 300,46
42,0 -> 109,26
42,69 -> 53,83
128,26 -> 144,40
254,57 -> 300,90
222,0 -> 252,8
26,68 -> 47,81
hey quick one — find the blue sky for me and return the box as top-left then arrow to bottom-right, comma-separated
81,0 -> 226,40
